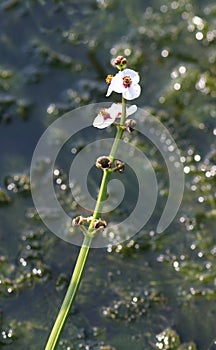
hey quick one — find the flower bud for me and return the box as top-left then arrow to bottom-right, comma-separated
72,215 -> 85,226
114,160 -> 125,173
125,119 -> 136,133
113,56 -> 127,70
94,218 -> 107,230
86,216 -> 93,224
96,156 -> 112,170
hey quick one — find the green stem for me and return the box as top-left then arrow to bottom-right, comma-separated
109,96 -> 126,161
45,97 -> 127,350
45,235 -> 92,350
88,169 -> 110,228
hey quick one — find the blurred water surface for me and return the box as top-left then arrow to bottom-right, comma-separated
0,0 -> 215,349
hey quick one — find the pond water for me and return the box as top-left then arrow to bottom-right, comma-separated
0,0 -> 216,349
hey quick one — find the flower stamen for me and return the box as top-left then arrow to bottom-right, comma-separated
123,76 -> 132,88
105,74 -> 113,84
99,109 -> 112,121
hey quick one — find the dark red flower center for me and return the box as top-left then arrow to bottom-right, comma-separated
100,109 -> 111,120
123,76 -> 132,88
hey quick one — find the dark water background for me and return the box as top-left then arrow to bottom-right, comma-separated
0,0 -> 216,349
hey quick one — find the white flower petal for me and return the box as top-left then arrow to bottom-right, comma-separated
127,104 -> 137,116
109,103 -> 122,117
114,104 -> 137,119
106,84 -> 113,97
93,114 -> 105,128
123,69 -> 140,82
132,74 -> 140,84
123,84 -> 141,100
93,110 -> 115,129
109,72 -> 124,93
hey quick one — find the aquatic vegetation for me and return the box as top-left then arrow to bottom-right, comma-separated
0,229 -> 51,297
102,286 -> 165,323
155,328 -> 197,350
5,174 -> 31,194
0,188 -> 11,204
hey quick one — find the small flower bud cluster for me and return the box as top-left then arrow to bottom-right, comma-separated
94,219 -> 107,230
113,56 -> 127,70
125,119 -> 136,133
96,156 -> 112,170
72,215 -> 107,232
114,160 -> 125,173
72,215 -> 85,226
95,156 -> 126,174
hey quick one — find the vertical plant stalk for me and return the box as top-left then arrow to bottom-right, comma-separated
45,235 -> 92,350
45,97 -> 127,350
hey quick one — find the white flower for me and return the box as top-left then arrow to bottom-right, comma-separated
93,103 -> 137,129
106,69 -> 141,100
